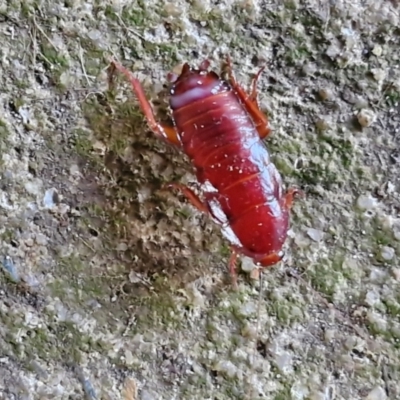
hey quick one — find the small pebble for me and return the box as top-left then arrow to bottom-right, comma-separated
164,2 -> 181,16
3,170 -> 13,180
354,97 -> 369,109
318,87 -> 333,101
366,311 -> 387,331
69,164 -> 81,176
307,228 -> 324,242
290,382 -> 309,400
18,106 -> 31,124
56,203 -> 70,215
369,267 -> 387,282
371,44 -> 383,57
365,386 -> 387,400
393,225 -> 400,241
357,80 -> 369,91
87,29 -> 105,48
380,245 -> 395,261
29,361 -> 48,379
25,238 -> 34,247
25,179 -> 43,195
356,194 -> 377,210
81,379 -> 97,400
92,141 -> 106,155
241,257 -> 257,272
365,290 -> 380,307
294,233 -> 311,248
344,336 -> 357,350
357,109 -> 376,127
309,392 -> 327,400
391,268 -> 400,281
59,71 -> 74,87
249,268 -> 260,281
324,329 -> 335,342
241,324 -> 258,339
376,213 -> 394,230
43,188 -> 59,208
240,301 -> 257,317
117,242 -> 128,252
141,389 -> 158,400
35,233 -> 48,246
315,118 -> 329,131
326,42 -> 341,59
124,349 -> 134,365
214,360 -> 237,378
275,351 -> 293,374
370,68 -> 386,83
1,256 -> 19,282
302,62 -> 316,75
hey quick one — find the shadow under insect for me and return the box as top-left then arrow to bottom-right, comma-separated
81,66 -> 224,291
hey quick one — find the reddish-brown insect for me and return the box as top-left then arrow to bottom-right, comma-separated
111,57 -> 300,285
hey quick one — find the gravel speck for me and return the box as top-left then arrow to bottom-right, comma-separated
306,228 -> 324,242
366,386 -> 387,400
357,194 -> 378,210
357,109 -> 376,127
380,245 -> 395,261
43,188 -> 59,208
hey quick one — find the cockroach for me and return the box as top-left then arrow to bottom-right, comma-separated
111,57 -> 300,286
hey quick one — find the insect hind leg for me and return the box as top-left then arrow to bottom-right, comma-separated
228,249 -> 239,288
167,182 -> 239,287
165,183 -> 209,214
111,60 -> 181,147
166,183 -> 228,226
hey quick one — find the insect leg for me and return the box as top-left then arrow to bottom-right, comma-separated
256,251 -> 285,267
225,56 -> 271,140
284,187 -> 304,209
230,245 -> 284,269
111,61 -> 181,147
167,183 -> 238,287
228,249 -> 239,288
165,183 -> 209,213
248,65 -> 266,103
166,182 -> 232,227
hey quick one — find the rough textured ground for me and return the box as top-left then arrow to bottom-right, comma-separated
0,0 -> 399,399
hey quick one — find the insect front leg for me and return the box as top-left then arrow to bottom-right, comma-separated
284,187 -> 304,209
231,244 -> 284,269
111,61 -> 181,147
227,245 -> 283,288
225,56 -> 271,140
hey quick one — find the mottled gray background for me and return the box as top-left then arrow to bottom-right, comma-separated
0,0 -> 399,399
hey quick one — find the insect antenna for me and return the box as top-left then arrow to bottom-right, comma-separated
245,266 -> 265,400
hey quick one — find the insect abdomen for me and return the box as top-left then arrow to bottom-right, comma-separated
172,85 -> 287,254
